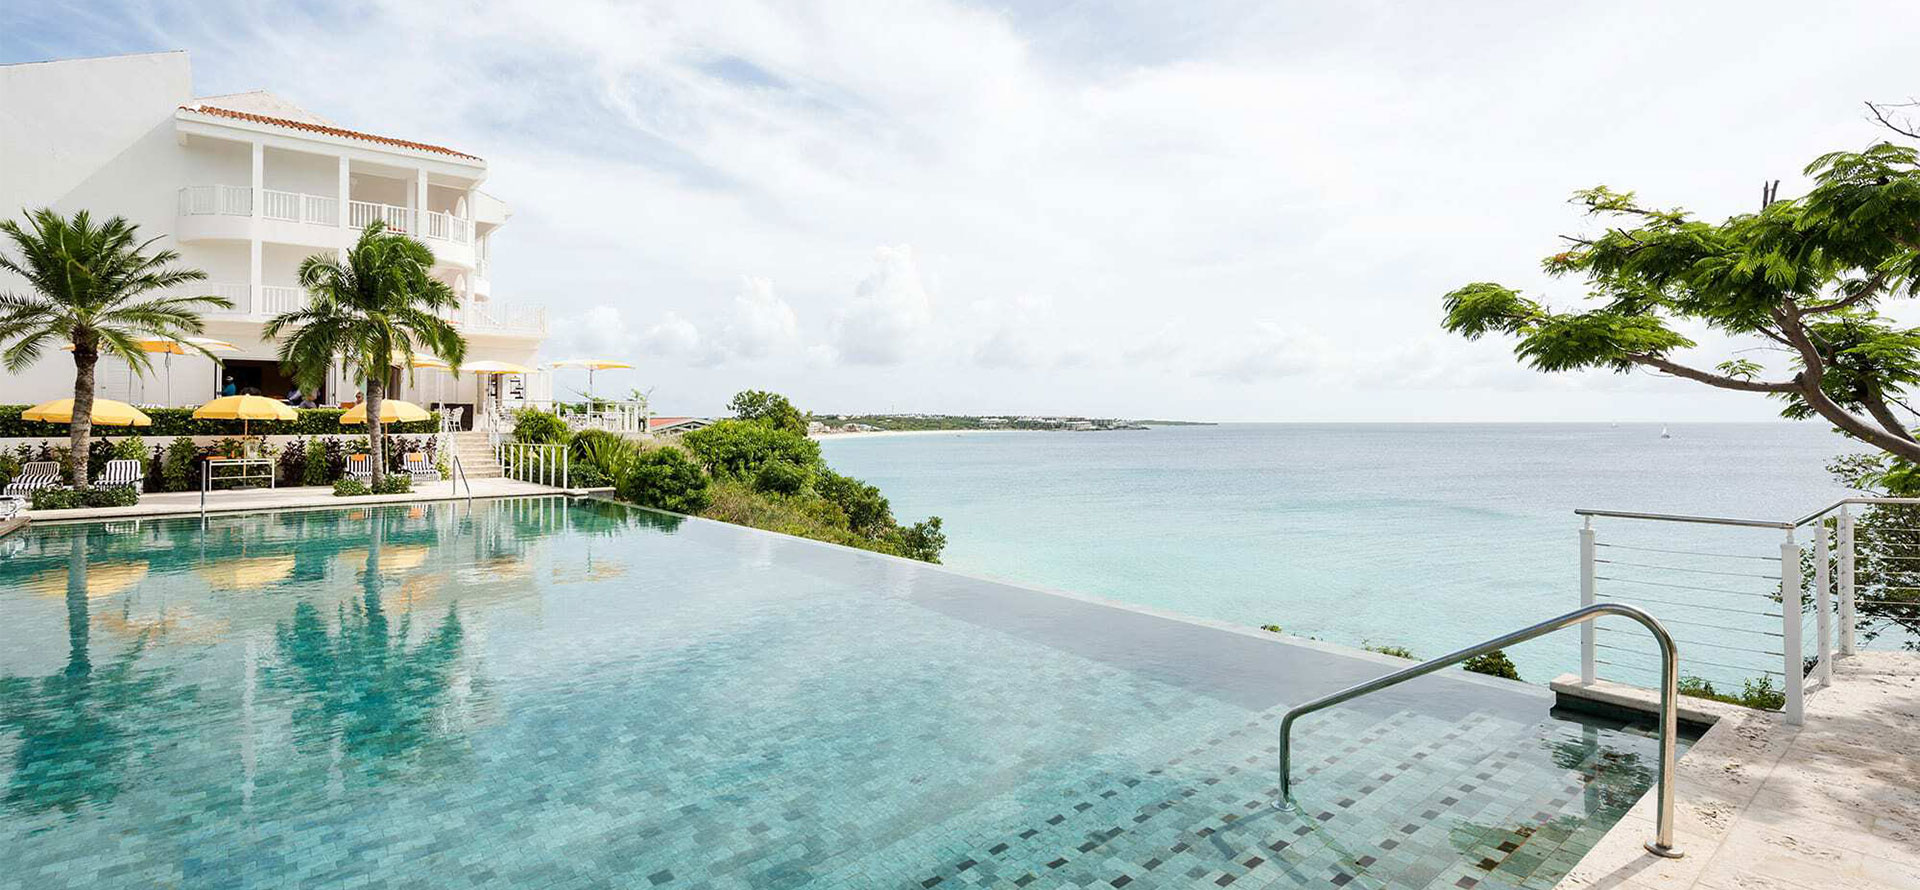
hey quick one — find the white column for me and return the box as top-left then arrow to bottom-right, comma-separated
1782,531 -> 1804,726
1839,507 -> 1856,656
1815,519 -> 1832,686
1580,518 -> 1596,685
249,142 -> 264,316
337,156 -> 350,232
416,168 -> 429,233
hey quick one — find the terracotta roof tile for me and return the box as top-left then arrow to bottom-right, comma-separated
179,104 -> 482,162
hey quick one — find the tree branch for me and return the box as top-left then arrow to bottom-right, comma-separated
1863,384 -> 1918,443
1774,302 -> 1920,462
1802,268 -> 1893,314
1867,99 -> 1920,140
1627,354 -> 1799,393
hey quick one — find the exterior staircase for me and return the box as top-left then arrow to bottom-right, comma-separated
447,430 -> 503,479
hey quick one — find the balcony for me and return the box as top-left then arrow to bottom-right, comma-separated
176,186 -> 475,260
181,282 -> 542,336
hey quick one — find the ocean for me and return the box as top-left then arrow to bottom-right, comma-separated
820,423 -> 1870,687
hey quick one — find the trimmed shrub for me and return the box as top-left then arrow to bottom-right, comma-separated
372,475 -> 412,495
333,478 -> 371,497
31,486 -> 138,510
753,460 -> 811,496
0,404 -> 437,437
616,448 -> 714,514
162,437 -> 197,492
1463,649 -> 1522,681
512,409 -> 570,445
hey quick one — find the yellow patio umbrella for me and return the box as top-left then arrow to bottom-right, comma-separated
549,357 -> 633,396
339,399 -> 432,424
193,394 -> 298,437
22,397 -> 152,426
66,336 -> 238,405
460,360 -> 533,374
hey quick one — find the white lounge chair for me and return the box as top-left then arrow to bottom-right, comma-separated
346,453 -> 375,484
95,458 -> 144,492
5,461 -> 61,496
401,453 -> 439,485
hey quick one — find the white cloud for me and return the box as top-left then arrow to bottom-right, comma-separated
829,245 -> 934,366
547,304 -> 639,360
719,276 -> 799,360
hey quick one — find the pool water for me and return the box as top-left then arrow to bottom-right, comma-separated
0,498 -> 1684,889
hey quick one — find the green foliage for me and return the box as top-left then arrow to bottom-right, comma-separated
1677,674 -> 1786,711
162,437 -> 196,492
573,432 -> 643,484
814,469 -> 893,537
0,208 -> 228,487
1260,624 -> 1283,634
680,419 -> 820,479
512,409 -> 571,446
1463,649 -> 1522,681
0,451 -> 17,490
884,517 -> 946,563
332,478 -> 371,497
30,486 -> 139,510
1441,135 -> 1920,462
753,460 -> 812,496
728,389 -> 809,437
617,447 -> 715,514
568,464 -> 611,488
568,428 -> 624,462
0,404 -> 438,437
111,436 -> 147,473
371,475 -> 411,495
1365,643 -> 1417,659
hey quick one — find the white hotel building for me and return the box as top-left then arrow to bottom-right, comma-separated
0,51 -> 549,426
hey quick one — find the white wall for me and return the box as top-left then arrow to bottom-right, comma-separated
262,147 -> 339,196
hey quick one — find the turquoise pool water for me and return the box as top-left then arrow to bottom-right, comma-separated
0,498 -> 1682,889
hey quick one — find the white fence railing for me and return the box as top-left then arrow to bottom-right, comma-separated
452,301 -> 545,335
178,184 -> 253,216
496,442 -> 569,488
180,186 -> 471,244
1577,496 -> 1920,725
260,285 -> 304,315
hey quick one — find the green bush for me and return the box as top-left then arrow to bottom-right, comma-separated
332,478 -> 371,497
727,389 -> 809,437
753,460 -> 811,496
815,470 -> 893,537
883,517 -> 946,563
372,475 -> 411,495
162,437 -> 197,492
0,452 -> 18,491
1463,649 -> 1522,681
681,420 -> 819,480
111,435 -> 147,472
569,464 -> 611,488
0,404 -> 436,437
304,439 -> 333,486
1365,643 -> 1417,659
569,428 -> 625,461
512,409 -> 571,445
30,486 -> 138,510
1260,624 -> 1283,634
1678,674 -> 1786,711
617,448 -> 714,514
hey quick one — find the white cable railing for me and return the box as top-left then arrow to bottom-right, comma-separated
1576,496 -> 1920,725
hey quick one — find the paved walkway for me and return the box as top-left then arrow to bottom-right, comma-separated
19,478 -> 576,522
1561,651 -> 1920,890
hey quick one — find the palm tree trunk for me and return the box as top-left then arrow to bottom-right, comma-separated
366,379 -> 385,486
70,340 -> 97,491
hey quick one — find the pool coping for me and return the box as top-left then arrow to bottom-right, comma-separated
17,479 -> 586,524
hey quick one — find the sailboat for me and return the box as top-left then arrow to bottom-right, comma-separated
1660,425 -> 1672,439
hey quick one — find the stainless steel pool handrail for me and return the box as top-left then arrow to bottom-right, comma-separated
1275,602 -> 1682,859
450,455 -> 473,501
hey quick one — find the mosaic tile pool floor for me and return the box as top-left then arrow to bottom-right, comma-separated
0,498 -> 1686,889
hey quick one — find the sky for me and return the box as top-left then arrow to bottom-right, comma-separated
6,0 -> 1920,421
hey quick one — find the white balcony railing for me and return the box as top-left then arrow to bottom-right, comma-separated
181,187 -> 471,246
260,285 -> 305,315
206,283 -> 253,316
449,300 -> 545,335
178,185 -> 253,217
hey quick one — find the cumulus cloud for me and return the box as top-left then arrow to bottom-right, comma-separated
829,245 -> 934,366
547,304 -> 640,359
720,277 -> 799,360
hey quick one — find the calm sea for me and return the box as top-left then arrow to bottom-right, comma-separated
820,423 -> 1866,687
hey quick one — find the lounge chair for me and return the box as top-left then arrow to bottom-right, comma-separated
4,461 -> 61,496
95,458 -> 144,492
401,453 -> 440,485
0,495 -> 23,520
345,453 -> 374,485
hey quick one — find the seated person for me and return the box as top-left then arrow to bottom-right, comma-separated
285,386 -> 303,406
220,375 -> 237,396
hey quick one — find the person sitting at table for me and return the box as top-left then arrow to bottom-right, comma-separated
221,375 -> 237,396
285,385 -> 303,406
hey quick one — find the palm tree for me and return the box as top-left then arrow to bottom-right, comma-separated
267,221 -> 466,485
0,209 -> 227,488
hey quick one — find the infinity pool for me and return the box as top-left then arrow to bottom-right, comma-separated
0,498 -> 1679,889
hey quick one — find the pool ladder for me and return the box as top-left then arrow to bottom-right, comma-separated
1274,603 -> 1683,859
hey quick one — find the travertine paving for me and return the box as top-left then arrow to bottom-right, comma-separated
1557,651 -> 1920,890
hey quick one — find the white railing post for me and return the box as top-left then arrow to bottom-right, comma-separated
1781,530 -> 1804,725
1839,506 -> 1856,657
1815,517 -> 1832,685
1580,517 -> 1596,685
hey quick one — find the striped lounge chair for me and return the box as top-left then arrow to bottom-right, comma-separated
4,461 -> 61,497
401,453 -> 440,486
346,453 -> 374,485
95,458 -> 144,492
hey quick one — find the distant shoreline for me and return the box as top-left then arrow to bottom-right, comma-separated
812,428 -> 1039,441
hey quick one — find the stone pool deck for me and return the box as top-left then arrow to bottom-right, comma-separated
17,478 -> 578,523
1558,651 -> 1920,890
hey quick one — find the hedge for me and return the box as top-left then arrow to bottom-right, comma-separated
0,404 -> 440,437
